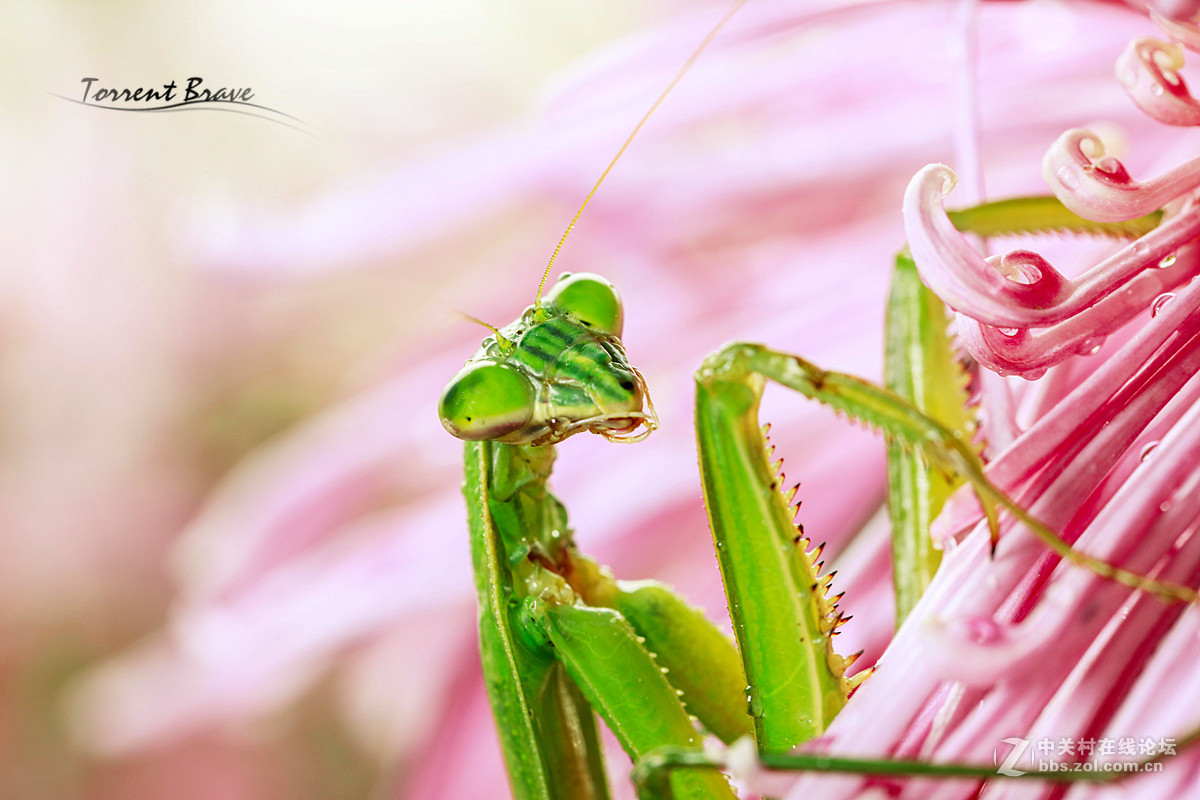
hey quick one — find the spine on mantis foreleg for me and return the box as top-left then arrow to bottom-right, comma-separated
884,250 -> 975,626
700,343 -> 1200,605
569,555 -> 753,744
464,440 -> 612,800
693,365 -> 857,752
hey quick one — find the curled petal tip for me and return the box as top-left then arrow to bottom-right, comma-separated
905,166 -> 1072,327
1117,37 -> 1200,126
987,250 -> 1068,298
931,163 -> 958,196
906,164 -> 958,207
1042,130 -> 1121,216
1041,128 -> 1191,222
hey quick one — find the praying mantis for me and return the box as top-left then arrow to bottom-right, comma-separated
437,3 -> 1200,798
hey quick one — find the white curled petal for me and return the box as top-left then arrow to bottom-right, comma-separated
1117,38 -> 1200,127
904,165 -> 1073,327
1043,128 -> 1200,221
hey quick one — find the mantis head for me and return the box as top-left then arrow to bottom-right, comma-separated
439,273 -> 657,446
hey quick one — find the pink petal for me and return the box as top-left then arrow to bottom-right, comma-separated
1042,127 -> 1200,222
1117,37 -> 1200,126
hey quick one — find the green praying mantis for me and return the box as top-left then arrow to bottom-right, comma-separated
436,5 -> 1200,799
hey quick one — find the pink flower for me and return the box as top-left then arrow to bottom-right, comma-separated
772,6 -> 1200,799
66,1 -> 1198,799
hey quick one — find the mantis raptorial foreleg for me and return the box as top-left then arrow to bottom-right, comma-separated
693,360 -> 858,753
631,282 -> 1199,794
570,561 -> 753,745
696,341 -> 1198,605
464,437 -> 744,800
464,440 -> 611,800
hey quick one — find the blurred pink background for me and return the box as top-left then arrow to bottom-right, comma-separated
6,2 -> 651,797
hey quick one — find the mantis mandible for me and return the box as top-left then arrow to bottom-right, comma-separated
437,3 -> 1200,798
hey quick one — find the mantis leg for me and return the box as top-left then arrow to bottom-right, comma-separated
464,440 -> 611,800
630,740 -> 1191,800
693,357 -> 858,753
685,333 -> 1198,782
652,337 -> 1200,796
697,343 -> 1198,605
568,558 -> 753,745
632,200 -> 1187,794
540,602 -> 739,800
466,439 -> 748,799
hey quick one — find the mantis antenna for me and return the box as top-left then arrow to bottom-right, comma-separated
534,0 -> 748,308
458,311 -> 513,350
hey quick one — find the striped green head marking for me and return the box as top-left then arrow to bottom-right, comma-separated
440,273 -> 657,446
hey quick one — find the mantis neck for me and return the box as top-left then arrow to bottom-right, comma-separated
485,442 -> 575,582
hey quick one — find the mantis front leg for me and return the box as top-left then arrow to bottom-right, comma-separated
697,343 -> 1198,606
463,410 -> 767,800
652,339 -> 1199,799
466,438 -> 745,800
464,440 -> 611,800
693,360 -> 859,752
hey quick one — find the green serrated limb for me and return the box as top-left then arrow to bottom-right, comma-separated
464,440 -> 612,800
543,603 -> 739,800
884,251 -> 976,626
611,581 -> 753,744
567,556 -> 753,745
946,195 -> 1162,239
694,363 -> 853,752
697,344 -> 1199,605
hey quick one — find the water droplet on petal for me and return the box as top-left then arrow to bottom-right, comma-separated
1095,156 -> 1122,175
1024,368 -> 1047,380
1140,441 -> 1159,462
1055,166 -> 1080,190
1157,252 -> 1177,269
1160,501 -> 1173,513
997,327 -> 1020,337
966,617 -> 1002,645
1076,336 -> 1105,356
1152,83 -> 1165,96
1133,241 -> 1151,257
1151,292 -> 1176,317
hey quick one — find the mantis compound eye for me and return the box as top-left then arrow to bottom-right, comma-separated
439,360 -> 536,441
543,273 -> 624,337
